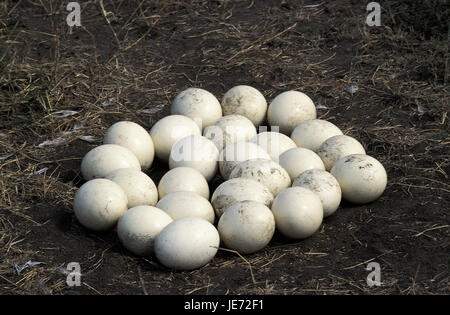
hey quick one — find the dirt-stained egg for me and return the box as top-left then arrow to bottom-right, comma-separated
218,200 -> 275,254
330,154 -> 387,204
293,169 -> 342,218
171,88 -> 222,130
221,85 -> 267,127
218,141 -> 270,179
117,205 -> 173,256
229,158 -> 291,197
211,177 -> 274,218
317,135 -> 366,171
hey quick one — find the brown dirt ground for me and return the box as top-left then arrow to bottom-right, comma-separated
0,0 -> 448,295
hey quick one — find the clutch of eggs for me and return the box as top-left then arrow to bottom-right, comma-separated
73,86 -> 387,270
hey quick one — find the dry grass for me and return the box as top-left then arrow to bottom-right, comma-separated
0,0 -> 448,295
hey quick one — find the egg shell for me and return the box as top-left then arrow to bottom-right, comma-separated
221,85 -> 267,127
218,141 -> 271,179
81,144 -> 141,181
293,169 -> 342,217
73,178 -> 128,231
290,119 -> 343,152
249,131 -> 297,162
211,177 -> 274,218
279,147 -> 325,181
271,187 -> 323,239
158,167 -> 209,199
117,205 -> 173,256
203,114 -> 257,150
156,191 -> 215,224
105,168 -> 158,208
218,200 -> 275,254
103,121 -> 155,171
330,154 -> 387,204
171,88 -> 222,130
169,135 -> 219,182
267,91 -> 317,135
154,217 -> 220,270
317,135 -> 366,171
229,158 -> 291,197
149,115 -> 201,162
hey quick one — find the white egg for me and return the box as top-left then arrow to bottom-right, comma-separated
73,178 -> 128,231
330,154 -> 387,204
211,177 -> 274,218
229,158 -> 291,197
293,169 -> 342,218
169,135 -> 219,181
218,141 -> 270,179
154,217 -> 220,270
103,121 -> 155,171
267,91 -> 317,135
317,135 -> 366,171
249,131 -> 297,162
149,115 -> 201,162
290,119 -> 343,152
105,168 -> 158,208
158,167 -> 209,199
279,147 -> 325,181
117,205 -> 173,256
221,85 -> 267,127
156,191 -> 215,224
218,200 -> 275,254
171,88 -> 222,130
271,187 -> 323,239
203,114 -> 257,150
81,144 -> 141,181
